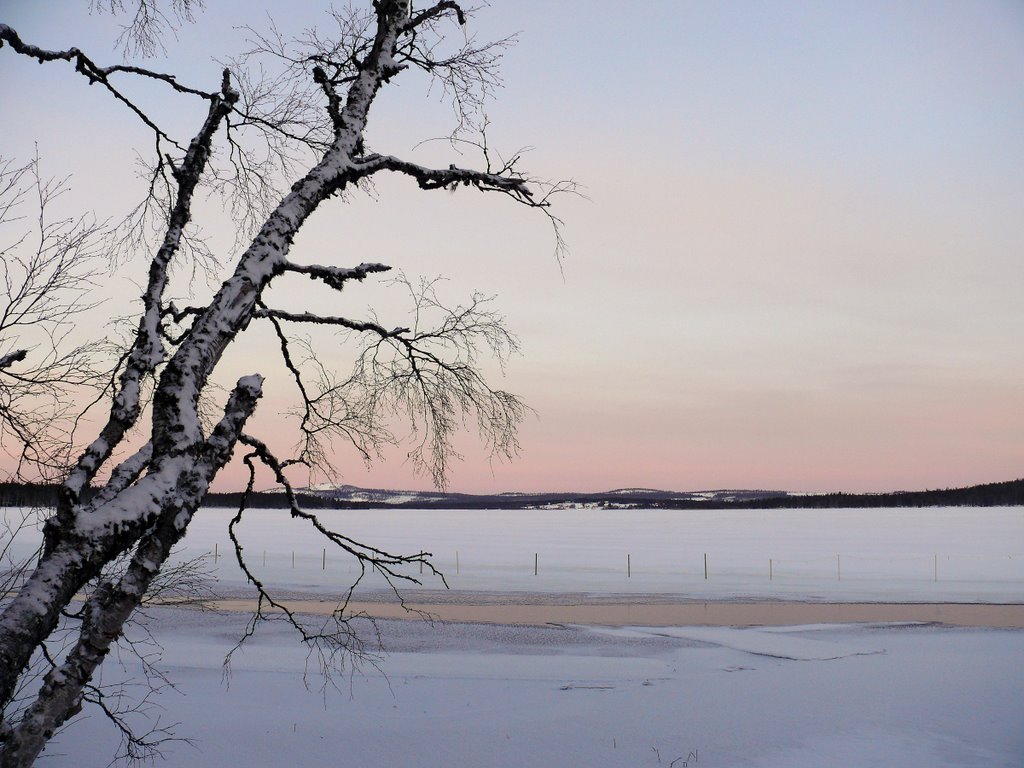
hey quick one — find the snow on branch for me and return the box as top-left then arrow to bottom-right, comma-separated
5,375 -> 261,764
281,260 -> 390,291
0,351 -> 27,371
359,154 -> 535,199
58,71 -> 237,517
83,442 -> 154,512
0,4 -> 571,761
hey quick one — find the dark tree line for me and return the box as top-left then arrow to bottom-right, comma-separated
6,478 -> 1018,514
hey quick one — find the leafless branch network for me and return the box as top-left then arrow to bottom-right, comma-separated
0,3 -> 572,763
90,0 -> 205,58
0,156 -> 108,481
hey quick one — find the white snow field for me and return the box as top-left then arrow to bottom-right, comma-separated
176,505 -> 1023,601
8,506 -> 1022,601
4,505 -> 1023,766
38,608 -> 1024,768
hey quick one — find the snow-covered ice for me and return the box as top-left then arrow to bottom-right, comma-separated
172,505 -> 1024,602
6,505 -> 1022,602
37,607 -> 1024,768
6,505 -> 1023,766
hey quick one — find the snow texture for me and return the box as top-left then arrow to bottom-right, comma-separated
133,505 -> 1024,603
36,607 -> 1024,768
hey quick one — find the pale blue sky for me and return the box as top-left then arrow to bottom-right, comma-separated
2,1 -> 1022,492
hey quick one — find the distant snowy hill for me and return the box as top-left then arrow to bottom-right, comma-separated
285,478 -> 1024,509
303,484 -> 790,509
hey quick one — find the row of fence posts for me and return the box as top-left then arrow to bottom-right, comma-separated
212,543 -> 329,571
209,546 -> 950,582
419,551 -> 715,581
517,551 -> 709,581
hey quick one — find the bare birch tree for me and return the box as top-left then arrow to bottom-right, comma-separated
0,2 -> 569,764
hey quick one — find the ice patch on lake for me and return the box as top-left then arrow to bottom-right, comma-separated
593,624 -> 887,661
744,727 -> 1011,768
38,609 -> 1024,768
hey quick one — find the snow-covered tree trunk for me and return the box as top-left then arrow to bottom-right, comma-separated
0,2 -> 569,763
0,377 -> 262,766
0,66 -> 241,766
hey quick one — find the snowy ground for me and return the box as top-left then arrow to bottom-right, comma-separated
39,607 -> 1024,768
7,506 -> 1022,601
6,506 -> 1023,766
181,505 -> 1023,602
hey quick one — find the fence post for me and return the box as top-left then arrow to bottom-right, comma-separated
769,558 -> 773,581
456,550 -> 460,575
291,551 -> 294,569
322,548 -> 326,570
704,553 -> 708,580
627,553 -> 631,578
534,552 -> 538,576
214,542 -> 218,562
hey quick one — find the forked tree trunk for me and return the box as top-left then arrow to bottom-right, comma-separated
0,3 -> 544,763
0,6 -> 408,764
0,380 -> 262,768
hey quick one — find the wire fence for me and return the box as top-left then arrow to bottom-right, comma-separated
5,506 -> 1021,598
200,543 -> 1024,587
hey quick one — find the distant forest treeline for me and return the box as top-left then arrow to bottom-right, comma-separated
663,478 -> 1024,510
0,485 -> 361,510
2,478 -> 1022,511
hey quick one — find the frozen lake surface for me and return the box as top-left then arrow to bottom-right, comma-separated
5,505 -> 1022,767
6,505 -> 1023,602
180,505 -> 1022,602
38,607 -> 1024,768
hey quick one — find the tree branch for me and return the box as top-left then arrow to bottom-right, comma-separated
1,3 -> 569,761
254,307 -> 404,337
0,24 -> 215,151
358,153 -> 535,200
221,433 -> 439,682
0,351 -> 27,372
280,260 -> 390,291
56,71 -> 238,527
1,375 -> 261,766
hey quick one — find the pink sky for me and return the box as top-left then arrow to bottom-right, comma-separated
2,1 -> 1022,494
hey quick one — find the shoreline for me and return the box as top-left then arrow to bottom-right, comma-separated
205,596 -> 1024,628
